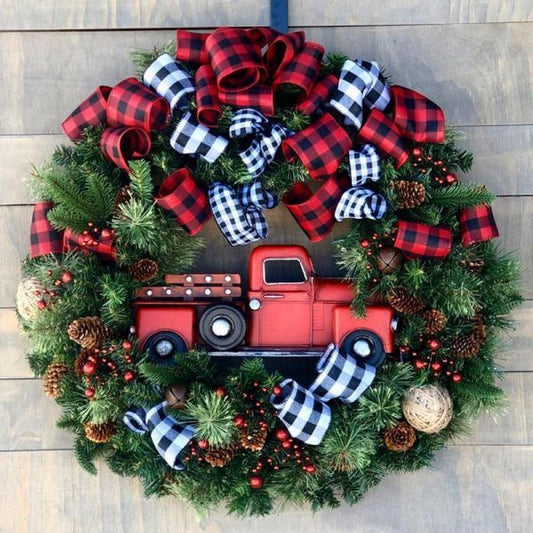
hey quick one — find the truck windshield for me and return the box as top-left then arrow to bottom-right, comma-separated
263,259 -> 307,284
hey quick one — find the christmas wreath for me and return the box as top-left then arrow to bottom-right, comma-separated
18,27 -> 523,517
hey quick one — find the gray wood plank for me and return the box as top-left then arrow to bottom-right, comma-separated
3,126 -> 531,206
0,309 -> 29,378
1,24 -> 531,135
1,0 -> 531,30
0,446 -> 532,532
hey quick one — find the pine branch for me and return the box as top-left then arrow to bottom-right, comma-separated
427,182 -> 494,209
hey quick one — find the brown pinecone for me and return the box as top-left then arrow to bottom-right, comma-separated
204,443 -> 239,467
424,309 -> 447,335
459,258 -> 485,272
239,426 -> 267,452
384,421 -> 417,452
394,180 -> 426,209
388,287 -> 425,315
68,317 -> 110,349
128,258 -> 159,282
43,362 -> 69,399
450,334 -> 480,358
113,185 -> 131,213
471,318 -> 487,345
84,421 -> 116,443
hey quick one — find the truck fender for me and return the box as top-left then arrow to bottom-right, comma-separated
136,306 -> 195,350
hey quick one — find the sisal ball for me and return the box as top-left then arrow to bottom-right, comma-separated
402,385 -> 453,433
16,277 -> 45,320
376,247 -> 404,274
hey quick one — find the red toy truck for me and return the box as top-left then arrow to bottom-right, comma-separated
134,245 -> 396,371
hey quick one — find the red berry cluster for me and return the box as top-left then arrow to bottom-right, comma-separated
80,222 -> 114,247
35,270 -> 74,310
83,339 -> 137,398
411,147 -> 457,186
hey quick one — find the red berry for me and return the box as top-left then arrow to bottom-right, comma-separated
61,271 -> 73,284
303,464 -> 316,474
124,370 -> 136,382
249,476 -> 262,489
122,340 -> 132,351
272,385 -> 282,396
412,147 -> 422,157
83,361 -> 97,376
445,173 -> 457,185
414,360 -> 426,370
360,239 -> 370,248
427,339 -> 440,351
37,300 -> 47,310
84,387 -> 95,399
101,228 -> 112,239
233,414 -> 245,427
275,428 -> 290,441
430,361 -> 442,372
214,386 -> 227,397
281,440 -> 291,450
452,373 -> 463,383
197,439 -> 209,450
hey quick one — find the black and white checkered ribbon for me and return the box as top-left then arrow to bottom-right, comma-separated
229,109 -> 290,178
308,343 -> 376,403
349,144 -> 381,186
170,111 -> 228,163
209,180 -> 277,246
123,401 -> 196,471
270,379 -> 331,445
143,54 -> 195,111
335,186 -> 387,221
330,59 -> 390,129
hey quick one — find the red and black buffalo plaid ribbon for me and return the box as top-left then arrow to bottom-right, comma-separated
206,27 -> 267,92
61,86 -> 111,141
245,27 -> 280,48
155,168 -> 212,236
282,112 -> 352,180
283,176 -> 345,242
219,85 -> 275,117
459,205 -> 499,246
175,29 -> 209,64
195,64 -> 222,127
390,85 -> 445,143
272,42 -> 325,98
265,30 -> 306,77
100,127 -> 151,171
296,74 -> 339,116
30,202 -> 63,258
62,228 -> 117,262
107,78 -> 170,132
394,219 -> 452,259
357,108 -> 409,169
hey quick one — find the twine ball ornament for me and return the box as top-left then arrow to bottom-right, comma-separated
16,277 -> 45,320
402,385 -> 453,433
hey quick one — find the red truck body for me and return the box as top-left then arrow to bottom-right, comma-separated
134,245 -> 396,366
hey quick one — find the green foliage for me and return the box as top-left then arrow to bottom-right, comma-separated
130,41 -> 177,77
427,182 -> 494,209
355,385 -> 403,431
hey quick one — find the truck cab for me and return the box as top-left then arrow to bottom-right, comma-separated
134,245 -> 396,368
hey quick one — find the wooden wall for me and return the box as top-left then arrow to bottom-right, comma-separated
0,1 -> 531,531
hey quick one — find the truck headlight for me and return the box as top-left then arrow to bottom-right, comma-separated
249,298 -> 261,311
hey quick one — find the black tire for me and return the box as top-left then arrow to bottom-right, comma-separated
341,329 -> 386,367
144,331 -> 186,366
199,304 -> 246,350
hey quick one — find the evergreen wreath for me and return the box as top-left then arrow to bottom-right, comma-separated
18,27 -> 523,517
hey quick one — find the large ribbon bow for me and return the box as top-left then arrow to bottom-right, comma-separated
123,401 -> 196,471
209,180 -> 277,246
229,109 -> 291,178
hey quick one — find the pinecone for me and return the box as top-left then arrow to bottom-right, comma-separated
204,443 -> 239,467
113,185 -> 131,213
43,362 -> 69,399
84,421 -> 116,443
74,348 -> 94,376
68,317 -> 110,349
384,421 -> 417,452
394,180 -> 426,209
459,258 -> 485,272
424,309 -> 447,335
471,317 -> 487,345
239,426 -> 267,452
450,334 -> 480,358
128,258 -> 159,282
388,287 -> 425,315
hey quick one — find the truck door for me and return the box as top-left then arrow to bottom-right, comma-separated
255,257 -> 312,347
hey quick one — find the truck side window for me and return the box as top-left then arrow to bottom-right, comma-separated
264,259 -> 307,284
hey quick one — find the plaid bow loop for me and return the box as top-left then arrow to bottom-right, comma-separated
62,228 -> 117,262
123,401 -> 196,471
394,220 -> 452,259
348,144 -> 381,186
175,29 -> 209,64
296,74 -> 339,116
30,202 -> 63,258
209,180 -> 276,246
270,379 -> 331,445
100,127 -> 151,171
335,187 -> 387,221
459,205 -> 499,246
308,344 -> 376,403
195,64 -> 222,127
170,111 -> 228,163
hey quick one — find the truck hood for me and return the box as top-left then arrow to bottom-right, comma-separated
314,278 -> 354,303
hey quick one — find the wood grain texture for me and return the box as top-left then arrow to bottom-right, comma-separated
0,446 -> 532,533
1,0 -> 531,30
0,309 -> 29,378
3,125 -> 531,206
1,23 -> 532,135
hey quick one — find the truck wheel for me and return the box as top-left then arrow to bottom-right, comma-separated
144,331 -> 186,366
341,329 -> 386,367
199,304 -> 246,350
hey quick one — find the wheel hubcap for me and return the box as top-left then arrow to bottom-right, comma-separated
154,339 -> 174,357
353,338 -> 372,358
211,317 -> 232,337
